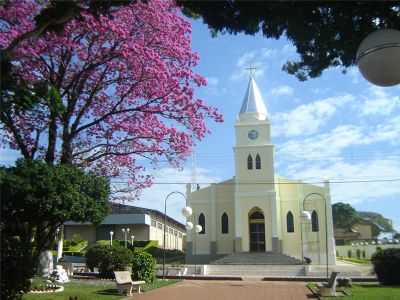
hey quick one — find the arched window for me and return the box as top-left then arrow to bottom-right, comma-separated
221,212 -> 229,234
255,154 -> 261,169
286,211 -> 294,233
247,154 -> 253,170
311,210 -> 319,232
198,213 -> 205,234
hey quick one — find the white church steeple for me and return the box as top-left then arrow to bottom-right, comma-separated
239,76 -> 268,121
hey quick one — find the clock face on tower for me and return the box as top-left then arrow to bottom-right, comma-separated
248,129 -> 259,140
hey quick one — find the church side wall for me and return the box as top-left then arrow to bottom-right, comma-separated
277,178 -> 303,260
189,186 -> 212,255
215,181 -> 235,254
302,183 -> 336,265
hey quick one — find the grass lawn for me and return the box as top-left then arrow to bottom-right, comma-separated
23,279 -> 180,300
308,283 -> 400,300
337,257 -> 371,265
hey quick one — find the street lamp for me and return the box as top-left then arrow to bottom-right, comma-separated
110,231 -> 114,246
193,224 -> 203,275
300,210 -> 312,264
131,235 -> 135,247
302,192 -> 330,281
162,191 -> 192,279
357,29 -> 400,87
122,228 -> 130,248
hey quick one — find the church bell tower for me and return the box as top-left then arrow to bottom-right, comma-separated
233,75 -> 281,253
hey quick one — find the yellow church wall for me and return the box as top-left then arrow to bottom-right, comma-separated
215,180 -> 235,254
188,185 -> 211,255
276,177 -> 303,259
234,148 -> 275,193
235,120 -> 271,146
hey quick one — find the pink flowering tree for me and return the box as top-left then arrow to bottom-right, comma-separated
0,0 -> 222,197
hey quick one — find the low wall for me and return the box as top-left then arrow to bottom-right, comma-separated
336,244 -> 400,259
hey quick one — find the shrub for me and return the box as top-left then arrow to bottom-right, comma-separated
371,248 -> 400,285
356,249 -> 361,258
146,247 -> 185,263
131,252 -> 155,283
71,234 -> 84,246
347,250 -> 352,258
85,245 -> 132,277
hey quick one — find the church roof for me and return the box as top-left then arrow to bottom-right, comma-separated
239,76 -> 268,117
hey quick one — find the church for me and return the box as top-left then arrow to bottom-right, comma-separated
185,76 -> 336,265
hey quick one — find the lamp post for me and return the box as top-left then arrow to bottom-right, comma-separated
110,231 -> 114,246
300,210 -> 312,264
357,29 -> 400,87
122,228 -> 130,248
131,235 -> 135,247
193,224 -> 203,275
162,191 -> 192,279
302,192 -> 329,281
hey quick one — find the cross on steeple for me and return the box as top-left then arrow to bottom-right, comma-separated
245,65 -> 257,77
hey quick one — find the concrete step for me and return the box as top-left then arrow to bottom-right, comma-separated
211,252 -> 302,265
205,264 -> 306,276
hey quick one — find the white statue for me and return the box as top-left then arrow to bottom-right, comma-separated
51,265 -> 70,283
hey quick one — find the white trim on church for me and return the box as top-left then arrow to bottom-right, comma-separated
186,76 -> 336,265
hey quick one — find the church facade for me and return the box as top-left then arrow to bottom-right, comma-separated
185,77 -> 336,265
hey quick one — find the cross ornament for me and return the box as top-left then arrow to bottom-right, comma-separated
245,65 -> 257,77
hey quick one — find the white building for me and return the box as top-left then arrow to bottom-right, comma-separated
65,203 -> 185,251
186,76 -> 336,265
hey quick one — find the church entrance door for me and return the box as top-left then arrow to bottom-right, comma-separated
249,210 -> 265,252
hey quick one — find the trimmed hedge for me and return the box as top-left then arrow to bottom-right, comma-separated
371,248 -> 400,285
85,244 -> 133,277
131,252 -> 155,283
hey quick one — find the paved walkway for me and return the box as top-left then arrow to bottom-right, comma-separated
132,280 -> 314,300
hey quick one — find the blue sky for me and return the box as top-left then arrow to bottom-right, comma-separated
136,19 -> 400,231
1,17 -> 399,231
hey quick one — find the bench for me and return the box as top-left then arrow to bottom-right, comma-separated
317,271 -> 339,297
114,271 -> 146,296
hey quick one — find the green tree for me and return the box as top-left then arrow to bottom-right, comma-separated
0,159 -> 109,300
179,1 -> 399,80
358,211 -> 394,233
2,1 -> 399,84
332,202 -> 359,230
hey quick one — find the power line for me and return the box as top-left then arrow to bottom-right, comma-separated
111,178 -> 400,185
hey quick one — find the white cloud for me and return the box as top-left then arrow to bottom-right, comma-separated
359,86 -> 400,116
277,114 -> 400,162
277,124 -> 364,160
282,158 -> 400,206
348,67 -> 362,84
206,77 -> 219,86
127,167 -> 219,223
270,85 -> 294,97
272,94 -> 354,137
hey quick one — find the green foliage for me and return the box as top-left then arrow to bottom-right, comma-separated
332,202 -> 359,230
348,250 -> 352,258
85,244 -> 132,277
179,2 -> 399,81
70,234 -> 84,246
0,159 -> 109,300
371,248 -> 400,285
146,246 -> 185,264
131,252 -> 155,283
358,211 -> 394,233
356,249 -> 361,259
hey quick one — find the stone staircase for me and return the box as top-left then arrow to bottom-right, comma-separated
205,264 -> 306,277
211,252 -> 302,265
206,253 -> 305,277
